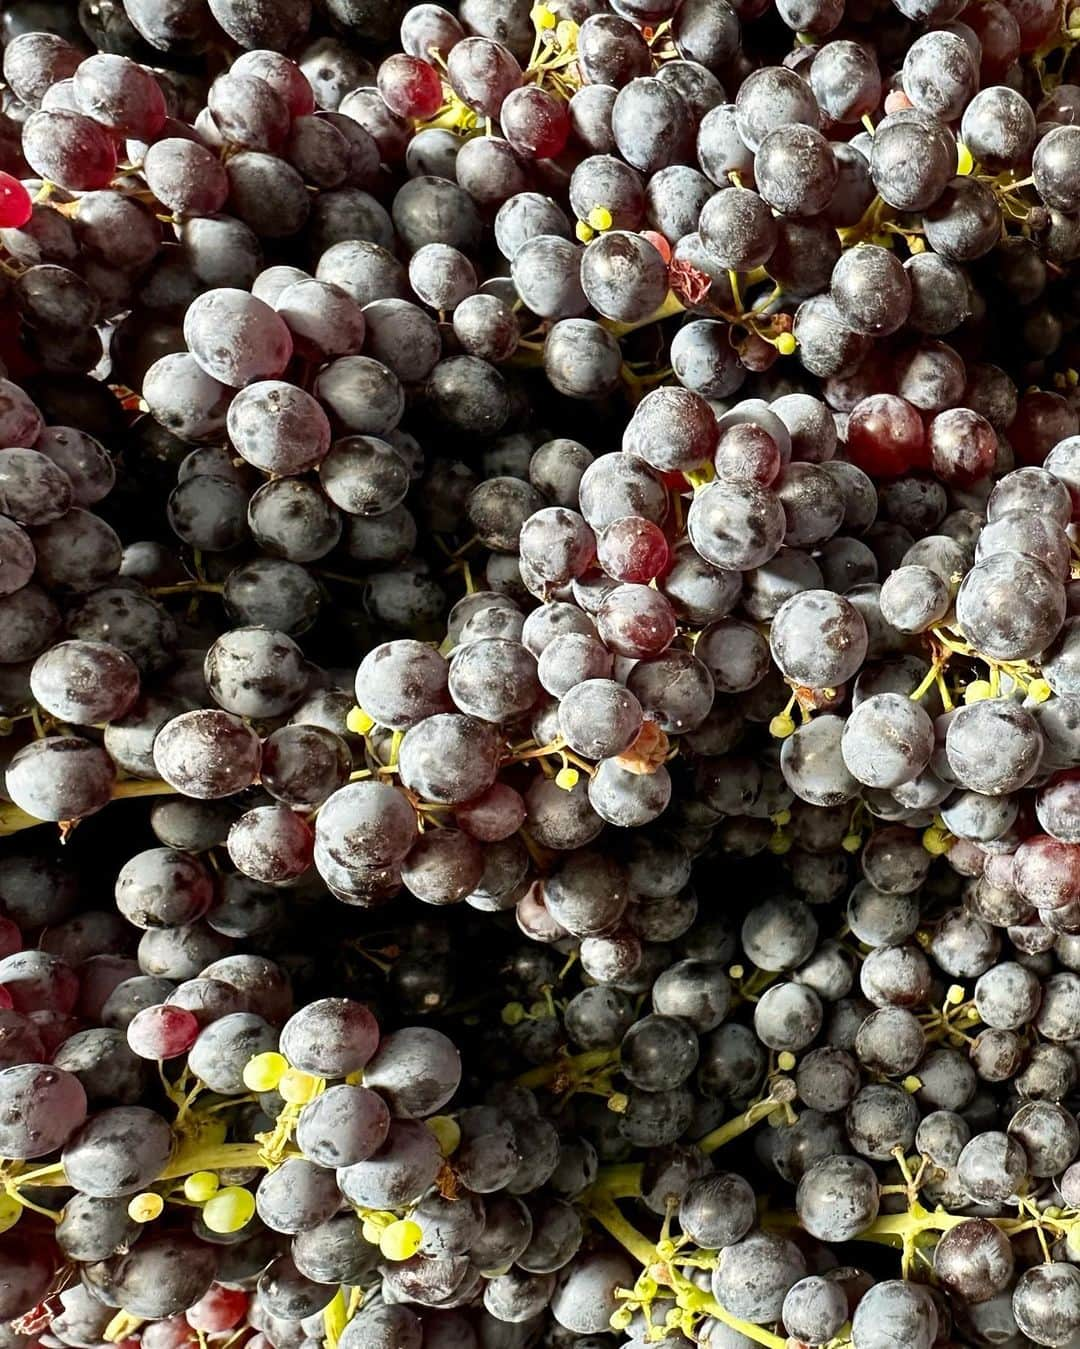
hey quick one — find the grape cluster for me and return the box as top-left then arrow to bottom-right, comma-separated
2,0 -> 1080,1347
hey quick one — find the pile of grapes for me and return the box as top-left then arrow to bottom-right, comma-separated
5,0 -> 1080,1346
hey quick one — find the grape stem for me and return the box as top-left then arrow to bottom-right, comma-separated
584,1193 -> 787,1349
515,1046 -> 619,1090
601,288 -> 686,338
588,1086 -> 796,1204
0,778 -> 178,836
697,1087 -> 794,1155
7,1140 -> 295,1192
149,581 -> 225,596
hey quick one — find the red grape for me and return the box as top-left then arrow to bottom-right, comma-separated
501,86 -> 571,159
597,515 -> 671,583
597,583 -> 677,657
126,1003 -> 200,1060
377,54 -> 444,120
185,1285 -> 249,1333
1014,835 -> 1080,908
1010,389 -> 1079,466
641,229 -> 672,262
0,172 -> 32,229
846,394 -> 925,477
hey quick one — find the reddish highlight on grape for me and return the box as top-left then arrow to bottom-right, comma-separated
0,173 -> 32,229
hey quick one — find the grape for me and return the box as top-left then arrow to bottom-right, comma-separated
783,1276 -> 849,1347
0,518 -> 32,605
337,1117 -> 442,1207
56,1191 -> 140,1264
6,736 -> 115,822
154,710 -> 262,798
755,125 -> 838,217
831,245 -> 912,337
754,980 -> 822,1050
712,1231 -> 807,1323
734,65 -> 819,152
0,10 -> 1078,1343
0,1062 -> 87,1158
295,1083 -> 390,1167
556,679 -> 642,760
252,1157 -> 340,1236
87,1230 -> 220,1318
956,553 -> 1066,660
620,1014 -> 699,1092
902,31 -> 977,119
314,780 -> 412,885
227,806 -> 314,885
851,1282 -> 938,1349
543,319 -> 623,400
183,288 -> 293,389
550,1251 -> 635,1334
115,848 -> 214,930
677,1172 -> 756,1249
699,186 -> 778,272
293,1212 -> 378,1286
870,111 -> 957,212
22,109 -> 118,191
795,1154 -> 880,1242
339,1305 -> 422,1349
29,638 -> 139,726
771,589 -> 869,690
226,382 -> 331,476
579,455 -> 667,532
847,1082 -> 920,1160
360,1025 -> 460,1117
61,1104 -> 173,1197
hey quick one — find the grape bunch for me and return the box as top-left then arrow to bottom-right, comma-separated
2,0 -> 1080,1346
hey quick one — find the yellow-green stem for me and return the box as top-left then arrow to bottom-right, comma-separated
516,1046 -> 618,1089
602,289 -> 686,338
698,1093 -> 789,1155
9,1140 -> 293,1192
585,1195 -> 786,1349
0,778 -> 179,837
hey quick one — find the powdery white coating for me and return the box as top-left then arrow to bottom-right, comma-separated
183,288 -> 294,389
398,712 -> 503,804
712,1231 -> 808,1324
851,1281 -> 938,1349
0,1063 -> 86,1157
6,736 -> 115,821
623,385 -> 718,473
153,709 -> 261,799
0,516 -> 36,596
841,692 -> 935,789
771,588 -> 869,689
956,552 -> 1067,661
687,478 -> 786,571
